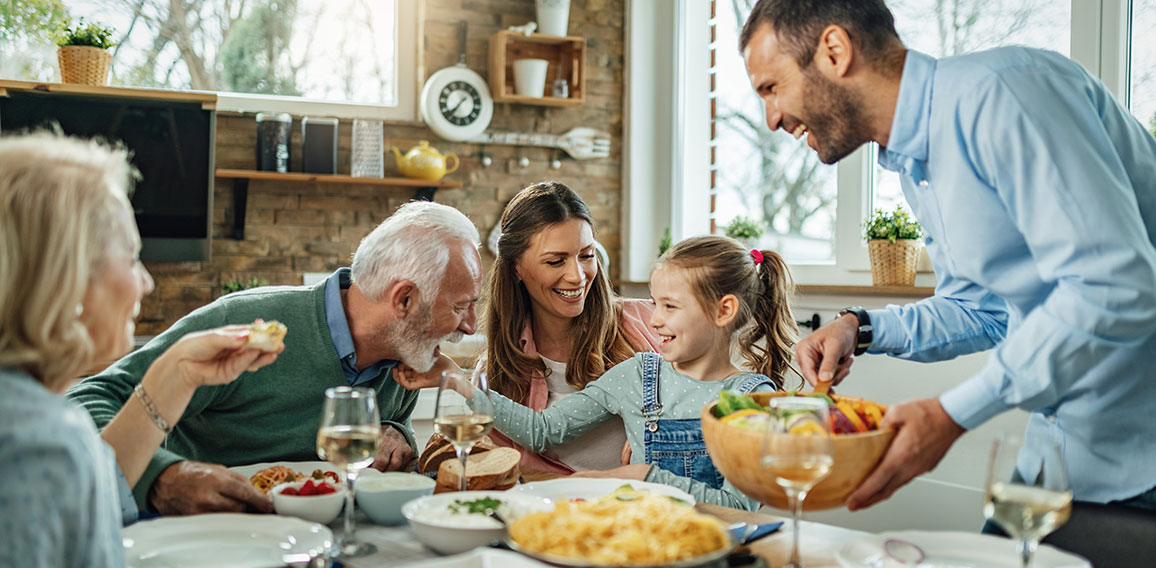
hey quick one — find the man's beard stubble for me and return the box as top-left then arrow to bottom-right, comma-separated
801,67 -> 872,165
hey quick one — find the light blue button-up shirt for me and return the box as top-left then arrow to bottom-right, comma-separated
872,48 -> 1156,502
323,267 -> 398,387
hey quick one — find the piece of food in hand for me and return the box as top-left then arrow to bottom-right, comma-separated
418,432 -> 497,474
434,447 -> 520,493
246,319 -> 287,352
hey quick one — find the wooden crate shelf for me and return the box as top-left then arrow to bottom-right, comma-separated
489,31 -> 585,106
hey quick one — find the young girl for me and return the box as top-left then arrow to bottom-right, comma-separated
398,236 -> 797,510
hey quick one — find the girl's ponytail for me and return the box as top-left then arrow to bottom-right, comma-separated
739,249 -> 797,388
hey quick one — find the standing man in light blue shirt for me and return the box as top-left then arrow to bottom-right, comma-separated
740,0 -> 1156,520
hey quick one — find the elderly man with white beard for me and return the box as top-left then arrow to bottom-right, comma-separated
69,201 -> 482,515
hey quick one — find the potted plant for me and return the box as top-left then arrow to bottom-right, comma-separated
723,216 -> 765,249
863,205 -> 923,286
221,277 -> 269,296
57,19 -> 116,86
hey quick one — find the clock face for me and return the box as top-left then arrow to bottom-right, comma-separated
420,67 -> 493,142
439,81 -> 482,126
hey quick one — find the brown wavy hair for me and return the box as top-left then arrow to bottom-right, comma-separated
656,235 -> 797,388
484,181 -> 637,402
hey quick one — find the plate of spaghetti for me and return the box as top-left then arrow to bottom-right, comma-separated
505,487 -> 734,567
230,461 -> 342,494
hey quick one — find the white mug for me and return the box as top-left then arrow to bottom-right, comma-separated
513,59 -> 550,98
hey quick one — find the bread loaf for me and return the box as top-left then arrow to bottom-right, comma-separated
434,447 -> 521,493
246,319 -> 287,352
418,432 -> 497,474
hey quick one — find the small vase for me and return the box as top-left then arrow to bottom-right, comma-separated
536,0 -> 571,36
57,45 -> 112,86
867,239 -> 921,286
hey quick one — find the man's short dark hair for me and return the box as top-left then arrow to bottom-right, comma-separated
739,0 -> 902,69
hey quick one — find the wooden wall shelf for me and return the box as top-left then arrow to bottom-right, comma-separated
215,169 -> 463,240
489,31 -> 585,106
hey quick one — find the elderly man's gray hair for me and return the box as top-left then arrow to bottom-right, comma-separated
351,201 -> 480,303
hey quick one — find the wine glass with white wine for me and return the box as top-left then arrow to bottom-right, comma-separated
317,386 -> 382,558
984,435 -> 1072,567
433,370 -> 494,491
761,396 -> 834,568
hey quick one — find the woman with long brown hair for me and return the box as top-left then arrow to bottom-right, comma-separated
482,181 -> 661,474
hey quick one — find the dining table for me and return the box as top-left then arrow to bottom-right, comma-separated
326,468 -> 872,568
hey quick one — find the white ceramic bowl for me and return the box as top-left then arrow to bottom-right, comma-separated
355,472 -> 436,525
271,479 -> 346,524
402,491 -> 553,555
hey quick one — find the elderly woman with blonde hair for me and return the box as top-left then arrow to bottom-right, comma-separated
0,132 -> 281,567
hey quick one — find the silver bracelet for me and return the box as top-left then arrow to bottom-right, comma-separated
134,383 -> 172,435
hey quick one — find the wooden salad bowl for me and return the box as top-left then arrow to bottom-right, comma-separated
702,391 -> 894,511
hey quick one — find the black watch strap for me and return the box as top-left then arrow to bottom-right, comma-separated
838,306 -> 873,356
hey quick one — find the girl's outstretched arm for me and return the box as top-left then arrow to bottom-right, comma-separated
478,378 -> 620,452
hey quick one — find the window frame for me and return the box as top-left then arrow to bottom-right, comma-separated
141,1 -> 420,122
625,0 -> 1134,286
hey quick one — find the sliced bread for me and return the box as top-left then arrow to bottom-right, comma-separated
434,447 -> 521,493
418,432 -> 497,474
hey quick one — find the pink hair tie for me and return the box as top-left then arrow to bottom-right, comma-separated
750,249 -> 764,266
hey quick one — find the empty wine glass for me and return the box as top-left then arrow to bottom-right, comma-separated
984,435 -> 1071,567
317,386 -> 382,557
761,396 -> 834,568
433,370 -> 494,491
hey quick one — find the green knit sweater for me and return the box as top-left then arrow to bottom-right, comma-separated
67,281 -> 419,509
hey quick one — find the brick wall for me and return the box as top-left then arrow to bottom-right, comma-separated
138,0 -> 626,335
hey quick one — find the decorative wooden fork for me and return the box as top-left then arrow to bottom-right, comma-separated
467,127 -> 611,160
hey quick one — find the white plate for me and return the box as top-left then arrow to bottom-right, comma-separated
836,530 -> 1091,568
401,548 -> 552,567
507,477 -> 695,505
228,460 -> 341,481
123,513 -> 332,568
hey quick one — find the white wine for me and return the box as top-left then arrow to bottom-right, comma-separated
984,482 -> 1073,540
763,454 -> 834,491
434,414 -> 494,445
317,425 -> 382,469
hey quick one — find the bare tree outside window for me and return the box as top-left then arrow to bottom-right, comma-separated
0,0 -> 398,106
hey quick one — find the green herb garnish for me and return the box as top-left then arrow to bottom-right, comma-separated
448,497 -> 502,515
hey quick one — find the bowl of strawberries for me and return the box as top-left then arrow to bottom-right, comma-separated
271,478 -> 346,524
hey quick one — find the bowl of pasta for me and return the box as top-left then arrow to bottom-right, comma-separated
402,491 -> 553,555
506,486 -> 734,567
703,391 -> 894,511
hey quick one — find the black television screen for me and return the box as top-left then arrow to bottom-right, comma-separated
0,90 -> 215,261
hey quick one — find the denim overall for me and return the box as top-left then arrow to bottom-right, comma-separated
640,353 -> 775,489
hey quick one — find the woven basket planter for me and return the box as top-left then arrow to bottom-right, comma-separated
868,239 -> 922,286
58,46 -> 112,86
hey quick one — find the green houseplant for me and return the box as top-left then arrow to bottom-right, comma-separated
863,205 -> 923,286
221,277 -> 269,296
723,216 -> 765,248
56,19 -> 116,86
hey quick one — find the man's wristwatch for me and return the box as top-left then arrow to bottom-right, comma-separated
838,306 -> 873,356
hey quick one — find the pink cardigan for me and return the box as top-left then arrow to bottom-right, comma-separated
489,299 -> 661,475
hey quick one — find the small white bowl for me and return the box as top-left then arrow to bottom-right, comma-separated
402,491 -> 553,555
271,479 -> 346,524
355,472 -> 436,525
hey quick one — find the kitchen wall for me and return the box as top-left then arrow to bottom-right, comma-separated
137,0 -> 627,336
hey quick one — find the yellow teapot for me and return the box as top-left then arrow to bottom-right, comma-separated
391,141 -> 459,182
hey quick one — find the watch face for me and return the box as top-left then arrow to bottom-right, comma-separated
438,81 -> 482,126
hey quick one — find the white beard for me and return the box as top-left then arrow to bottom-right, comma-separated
387,303 -> 461,373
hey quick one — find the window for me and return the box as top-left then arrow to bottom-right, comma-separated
0,0 -> 417,120
699,1 -> 1131,285
873,0 -> 1072,217
1131,0 -> 1156,129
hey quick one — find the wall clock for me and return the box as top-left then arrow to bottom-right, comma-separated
419,21 -> 493,142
